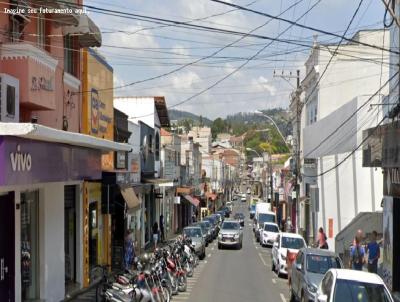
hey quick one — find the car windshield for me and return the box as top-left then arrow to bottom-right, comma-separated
221,222 -> 240,230
306,255 -> 342,274
204,217 -> 216,224
264,224 -> 279,232
234,213 -> 244,219
333,279 -> 392,302
259,213 -> 275,224
281,237 -> 305,249
250,205 -> 256,211
183,228 -> 202,238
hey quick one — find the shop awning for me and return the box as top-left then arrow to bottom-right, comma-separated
205,192 -> 217,201
120,186 -> 141,209
176,187 -> 193,194
0,123 -> 131,152
63,14 -> 102,47
184,195 -> 200,207
143,178 -> 175,187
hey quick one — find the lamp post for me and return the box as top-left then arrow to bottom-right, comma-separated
254,110 -> 289,148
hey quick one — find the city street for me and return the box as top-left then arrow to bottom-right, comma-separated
180,202 -> 290,302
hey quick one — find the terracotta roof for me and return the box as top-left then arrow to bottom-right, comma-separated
161,128 -> 172,136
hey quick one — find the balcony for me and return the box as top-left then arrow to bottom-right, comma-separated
0,43 -> 58,110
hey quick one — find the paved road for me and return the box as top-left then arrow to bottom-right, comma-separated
71,201 -> 290,301
180,201 -> 290,302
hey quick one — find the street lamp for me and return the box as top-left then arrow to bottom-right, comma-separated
246,147 -> 261,157
254,110 -> 289,148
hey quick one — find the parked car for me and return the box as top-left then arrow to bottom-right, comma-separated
289,248 -> 343,302
272,232 -> 306,278
254,210 -> 276,241
218,220 -> 243,250
314,269 -> 393,302
260,222 -> 280,247
234,212 -> 245,226
249,204 -> 256,219
203,216 -> 219,238
241,196 -> 247,202
182,226 -> 206,259
192,221 -> 211,246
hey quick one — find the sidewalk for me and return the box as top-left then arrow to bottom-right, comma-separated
64,238 -> 178,301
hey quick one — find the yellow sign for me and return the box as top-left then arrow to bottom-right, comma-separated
82,49 -> 114,170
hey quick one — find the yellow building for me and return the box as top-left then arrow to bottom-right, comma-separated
81,48 -> 114,286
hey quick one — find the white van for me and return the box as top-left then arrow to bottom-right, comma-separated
253,203 -> 276,242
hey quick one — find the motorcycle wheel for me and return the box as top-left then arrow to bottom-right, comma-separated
161,284 -> 171,302
178,275 -> 187,292
170,275 -> 179,295
186,263 -> 193,278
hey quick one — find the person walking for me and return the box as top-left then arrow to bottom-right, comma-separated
317,227 -> 329,249
366,230 -> 380,274
124,230 -> 135,271
152,222 -> 159,250
350,236 -> 366,270
159,215 -> 165,243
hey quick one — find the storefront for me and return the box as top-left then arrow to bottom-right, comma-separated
0,124 -> 130,302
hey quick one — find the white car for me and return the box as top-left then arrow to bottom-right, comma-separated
314,269 -> 393,302
272,232 -> 306,277
260,222 -> 280,247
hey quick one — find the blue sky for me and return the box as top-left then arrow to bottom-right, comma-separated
86,0 -> 386,119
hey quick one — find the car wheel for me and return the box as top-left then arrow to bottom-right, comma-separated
300,291 -> 306,302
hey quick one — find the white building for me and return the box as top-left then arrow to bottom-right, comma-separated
300,29 -> 390,248
187,127 -> 212,154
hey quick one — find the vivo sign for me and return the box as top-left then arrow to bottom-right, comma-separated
10,145 -> 32,172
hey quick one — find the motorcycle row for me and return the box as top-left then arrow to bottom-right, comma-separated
94,236 -> 205,302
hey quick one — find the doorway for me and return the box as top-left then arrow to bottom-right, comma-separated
64,185 -> 77,288
0,192 -> 15,302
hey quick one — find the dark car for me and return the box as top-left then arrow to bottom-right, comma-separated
192,221 -> 212,245
203,216 -> 219,238
234,212 -> 245,226
289,248 -> 343,302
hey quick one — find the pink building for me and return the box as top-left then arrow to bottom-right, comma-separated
0,2 -> 128,302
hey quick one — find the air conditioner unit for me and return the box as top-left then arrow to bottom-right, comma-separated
0,73 -> 19,123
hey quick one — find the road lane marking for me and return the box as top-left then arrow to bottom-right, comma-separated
272,279 -> 276,284
280,293 -> 286,302
258,253 -> 267,266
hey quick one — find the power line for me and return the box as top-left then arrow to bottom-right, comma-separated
210,0 -> 398,55
303,71 -> 397,159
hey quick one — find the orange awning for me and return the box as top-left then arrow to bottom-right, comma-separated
205,192 -> 217,201
184,195 -> 200,207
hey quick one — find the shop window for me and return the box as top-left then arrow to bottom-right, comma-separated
37,14 -> 45,49
21,191 -> 40,301
155,132 -> 160,160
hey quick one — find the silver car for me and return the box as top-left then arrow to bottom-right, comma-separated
290,248 -> 343,302
183,226 -> 206,259
218,220 -> 243,249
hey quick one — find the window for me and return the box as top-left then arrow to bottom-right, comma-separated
37,14 -> 45,48
333,279 -> 392,302
306,255 -> 342,275
64,35 -> 75,76
321,272 -> 333,298
6,85 -> 15,117
281,237 -> 305,249
155,132 -> 160,160
10,17 -> 22,42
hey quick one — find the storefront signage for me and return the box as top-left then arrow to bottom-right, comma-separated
384,168 -> 400,197
10,144 -> 32,172
116,151 -> 126,169
0,137 -> 101,186
91,89 -> 112,135
174,196 -> 181,204
155,193 -> 164,199
116,172 -> 138,185
31,76 -> 53,91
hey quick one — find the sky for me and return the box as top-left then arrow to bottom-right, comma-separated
86,0 -> 386,119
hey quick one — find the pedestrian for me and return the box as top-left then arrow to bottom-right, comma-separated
160,215 -> 165,243
124,230 -> 135,271
366,230 -> 380,274
350,236 -> 366,270
317,227 -> 329,249
152,222 -> 159,250
285,217 -> 292,233
191,212 -> 197,223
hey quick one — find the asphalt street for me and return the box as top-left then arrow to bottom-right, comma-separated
184,201 -> 290,302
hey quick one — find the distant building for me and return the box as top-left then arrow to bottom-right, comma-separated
187,126 -> 212,154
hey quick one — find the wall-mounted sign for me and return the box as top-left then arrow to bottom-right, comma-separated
155,193 -> 164,199
10,144 -> 32,172
31,76 -> 53,91
174,196 -> 181,204
116,151 -> 126,169
90,88 -> 112,135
